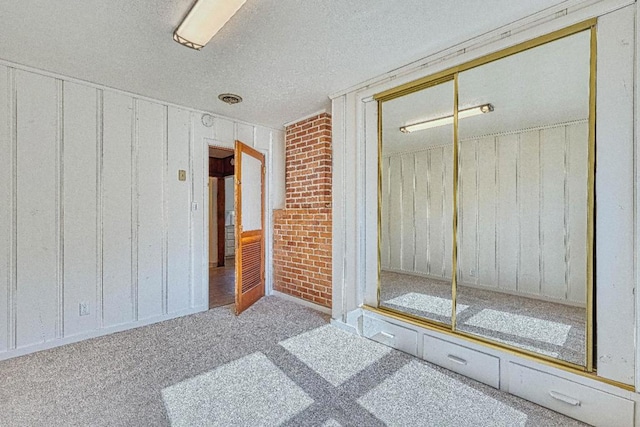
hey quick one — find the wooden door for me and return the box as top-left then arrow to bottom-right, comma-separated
234,140 -> 265,314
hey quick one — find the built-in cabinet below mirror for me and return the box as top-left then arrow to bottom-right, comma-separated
377,23 -> 594,369
332,4 -> 638,425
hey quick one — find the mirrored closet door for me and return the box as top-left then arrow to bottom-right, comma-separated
377,22 -> 595,369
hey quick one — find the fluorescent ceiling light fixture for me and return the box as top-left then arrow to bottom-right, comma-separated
400,103 -> 494,133
174,0 -> 247,50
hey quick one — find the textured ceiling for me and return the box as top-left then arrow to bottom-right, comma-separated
0,0 -> 567,129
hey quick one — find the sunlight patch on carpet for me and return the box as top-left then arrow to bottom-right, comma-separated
162,352 -> 313,427
384,292 -> 469,317
358,360 -> 528,426
279,325 -> 391,387
463,309 -> 571,346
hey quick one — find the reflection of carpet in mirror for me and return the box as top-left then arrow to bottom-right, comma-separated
379,271 -> 585,366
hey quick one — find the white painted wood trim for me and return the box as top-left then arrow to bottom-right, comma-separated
329,0 -> 633,100
0,306 -> 208,362
282,108 -> 329,128
272,290 -> 331,315
0,58 -> 284,133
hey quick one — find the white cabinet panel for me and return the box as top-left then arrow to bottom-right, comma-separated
15,70 -> 59,347
136,100 -> 165,320
62,82 -> 98,337
595,5 -> 635,386
0,65 -> 10,352
362,314 -> 418,356
423,334 -> 500,388
102,91 -> 134,327
509,363 -> 634,427
167,106 -> 191,313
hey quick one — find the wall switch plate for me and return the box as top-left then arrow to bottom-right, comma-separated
469,269 -> 476,277
79,302 -> 90,316
178,170 -> 187,181
192,202 -> 198,211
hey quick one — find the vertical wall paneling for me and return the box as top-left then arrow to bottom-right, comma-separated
331,96 -> 346,313
517,130 -> 541,295
400,154 -> 415,271
477,137 -> 497,287
136,100 -> 165,320
388,157 -> 402,269
96,90 -> 104,327
459,140 -> 477,284
382,122 -> 588,305
271,129 -> 286,210
429,148 -> 445,277
102,91 -> 134,327
131,100 -> 139,321
540,127 -> 566,299
496,134 -> 518,291
442,146 -> 453,279
162,106 -> 169,315
0,66 -> 10,351
566,123 -> 587,304
167,106 -> 191,313
595,6 -> 635,385
63,82 -> 98,337
15,70 -> 58,347
236,122 -> 255,147
191,112 -> 211,308
214,117 -> 235,144
414,152 -> 429,274
380,158 -> 390,269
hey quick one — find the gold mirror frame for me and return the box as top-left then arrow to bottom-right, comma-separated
373,19 -> 597,373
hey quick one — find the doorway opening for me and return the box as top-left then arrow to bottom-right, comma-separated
208,145 -> 235,309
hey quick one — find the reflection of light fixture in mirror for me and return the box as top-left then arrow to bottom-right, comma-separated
173,0 -> 247,50
400,103 -> 494,133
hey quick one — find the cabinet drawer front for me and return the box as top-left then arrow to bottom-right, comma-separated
423,335 -> 500,388
362,315 -> 418,356
509,363 -> 634,427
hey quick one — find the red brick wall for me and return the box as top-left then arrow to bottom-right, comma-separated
273,113 -> 332,307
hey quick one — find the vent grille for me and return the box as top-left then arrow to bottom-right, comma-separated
218,93 -> 243,105
241,240 -> 261,293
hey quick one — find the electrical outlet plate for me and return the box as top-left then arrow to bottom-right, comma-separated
178,169 -> 187,181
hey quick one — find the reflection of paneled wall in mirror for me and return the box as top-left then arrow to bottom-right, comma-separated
379,79 -> 455,326
377,27 -> 593,369
455,29 -> 591,367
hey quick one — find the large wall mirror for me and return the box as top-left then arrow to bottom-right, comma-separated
377,22 -> 594,369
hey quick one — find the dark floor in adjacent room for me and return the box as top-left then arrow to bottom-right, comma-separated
0,297 -> 586,426
209,256 -> 235,308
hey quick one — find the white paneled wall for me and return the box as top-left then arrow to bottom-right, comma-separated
0,62 -> 284,360
381,121 -> 588,305
381,145 -> 453,279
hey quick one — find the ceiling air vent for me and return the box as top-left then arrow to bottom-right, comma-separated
218,93 -> 243,105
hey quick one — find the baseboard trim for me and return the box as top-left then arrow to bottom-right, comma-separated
0,305 -> 208,362
272,290 -> 332,315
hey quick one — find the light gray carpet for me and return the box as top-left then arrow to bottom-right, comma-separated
380,271 -> 586,366
0,296 -> 587,426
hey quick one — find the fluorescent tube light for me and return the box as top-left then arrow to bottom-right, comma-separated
399,103 -> 494,133
174,0 -> 247,50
